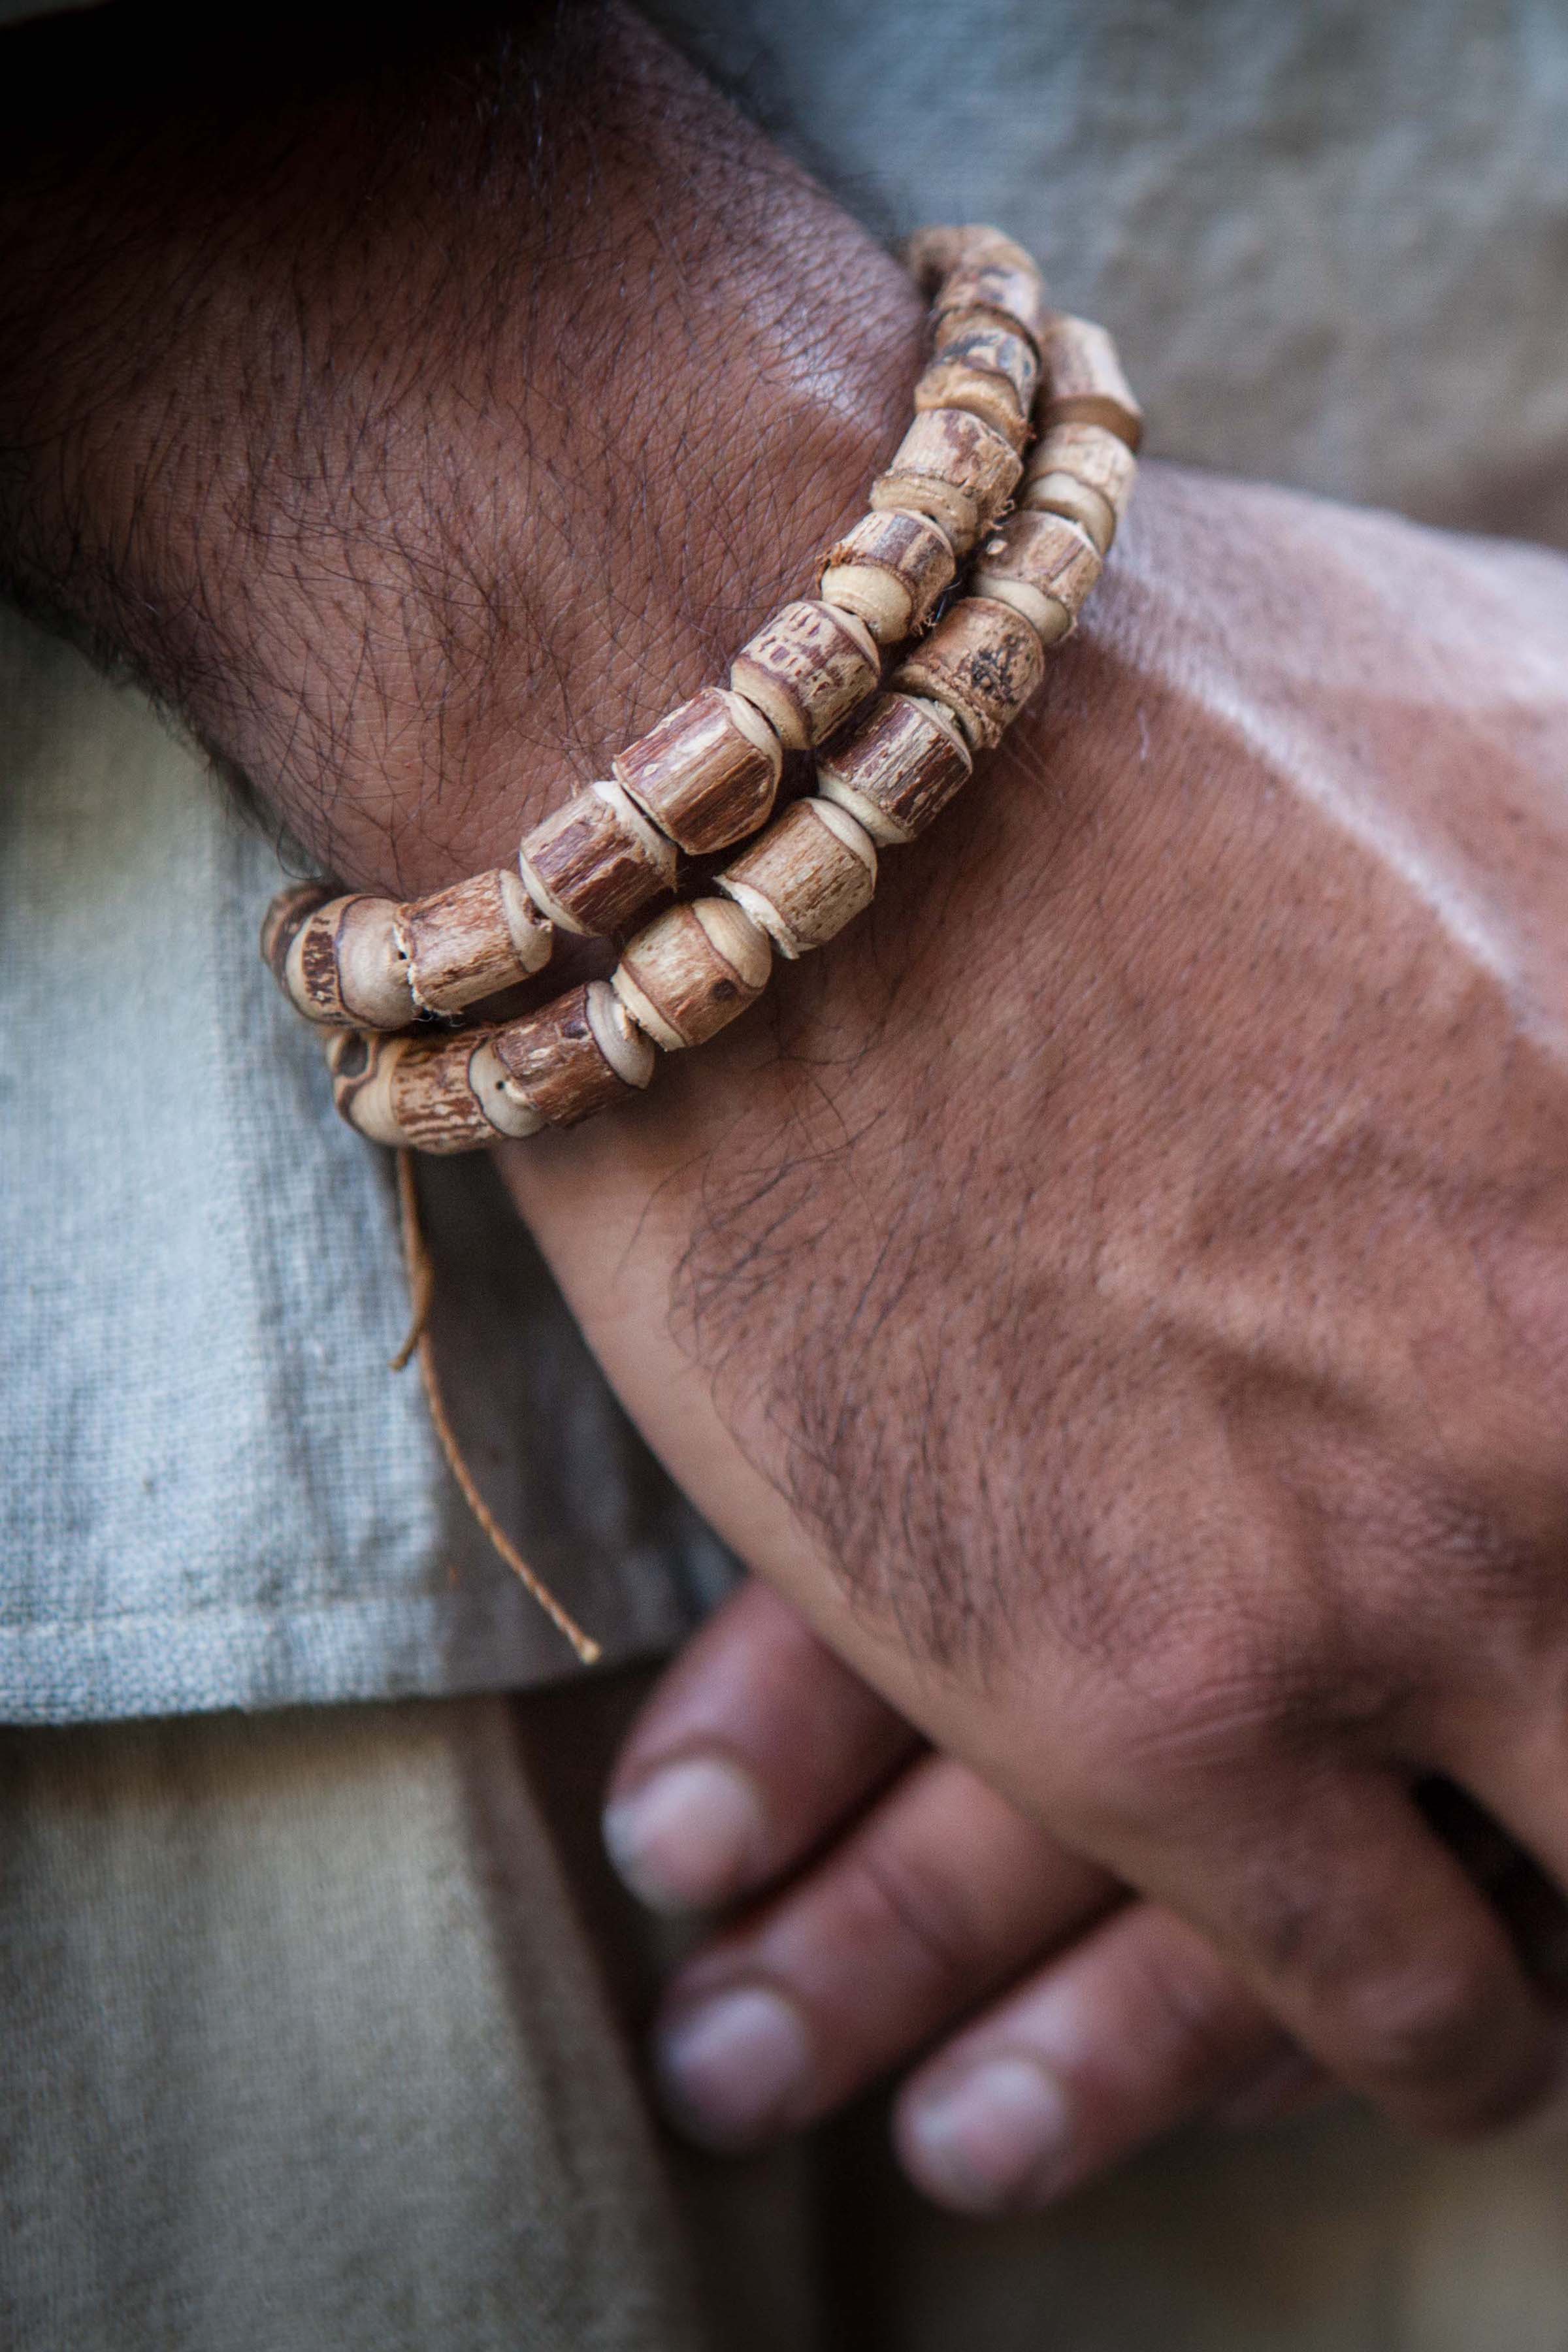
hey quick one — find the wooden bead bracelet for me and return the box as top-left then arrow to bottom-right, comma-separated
262,227 -> 1140,1154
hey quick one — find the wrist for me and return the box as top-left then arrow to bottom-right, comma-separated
0,1 -> 922,896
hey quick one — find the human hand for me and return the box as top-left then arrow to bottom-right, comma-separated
606,1579 -> 1328,2212
506,464 -> 1568,2144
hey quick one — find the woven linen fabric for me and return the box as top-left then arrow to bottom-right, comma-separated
0,610 -> 732,1722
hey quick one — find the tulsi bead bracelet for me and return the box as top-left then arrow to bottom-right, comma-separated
263,227 -> 1139,1151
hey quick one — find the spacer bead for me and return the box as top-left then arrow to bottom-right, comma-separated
819,509 -> 956,645
614,686 -> 783,856
815,692 -> 972,847
719,798 -> 877,959
870,409 -> 1022,557
729,601 -> 881,753
612,898 -> 771,1052
972,511 -> 1103,647
890,596 -> 1045,753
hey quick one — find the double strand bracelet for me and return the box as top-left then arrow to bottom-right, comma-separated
262,227 -> 1141,1155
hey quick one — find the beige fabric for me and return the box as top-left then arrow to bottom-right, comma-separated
7,1688 -> 1568,2352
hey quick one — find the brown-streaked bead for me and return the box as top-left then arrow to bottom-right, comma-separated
719,798 -> 877,959
327,1024 -> 549,1151
815,691 -> 973,847
612,898 -> 771,1051
728,600 -> 880,753
1037,315 -> 1143,449
493,980 -> 655,1129
890,596 -> 1045,753
931,257 -> 1048,355
280,894 -> 416,1030
519,780 -> 676,938
870,409 -> 1022,556
261,879 -> 338,992
1021,421 -> 1137,554
396,867 -> 553,1015
973,510 -> 1103,647
819,509 -> 956,645
918,319 -> 1039,450
613,685 -> 783,855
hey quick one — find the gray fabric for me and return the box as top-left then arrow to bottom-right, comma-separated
7,0 -> 1568,1724
0,613 -> 730,1723
651,0 -> 1568,544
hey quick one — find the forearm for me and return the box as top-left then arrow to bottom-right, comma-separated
0,0 -> 921,890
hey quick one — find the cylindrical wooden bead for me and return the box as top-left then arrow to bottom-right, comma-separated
919,321 -> 1039,450
819,510 -> 956,645
326,1027 -> 517,1152
719,798 -> 877,959
1021,421 -> 1137,555
906,223 -> 1039,289
870,409 -> 1022,556
519,779 -> 676,938
280,894 -> 416,1030
396,868 -> 553,1015
613,686 -> 783,855
1037,316 -> 1143,450
612,898 -> 771,1052
972,511 -> 1103,647
814,691 -> 973,847
728,602 -> 880,753
931,258 -> 1048,355
890,596 -> 1045,753
491,981 -> 656,1129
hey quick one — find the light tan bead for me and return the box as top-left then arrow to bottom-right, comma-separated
728,602 -> 880,753
396,867 -> 553,1015
931,257 -> 1048,355
493,980 -> 656,1129
870,409 -> 1022,556
328,1028 -> 502,1154
327,1029 -> 409,1147
1038,315 -> 1143,450
819,510 -> 956,645
1021,421 -> 1137,555
613,686 -> 784,855
719,798 -> 877,958
919,320 -> 1040,450
890,596 -> 1045,753
973,511 -> 1103,646
519,780 -> 675,938
906,223 -> 1041,287
613,898 -> 771,1052
280,894 -> 416,1030
815,692 -> 973,847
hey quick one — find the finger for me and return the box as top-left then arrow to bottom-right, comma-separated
652,1752 -> 1119,2150
894,1903 -> 1305,2215
604,1580 -> 917,1913
1427,1750 -> 1568,2002
1124,1764 -> 1567,2138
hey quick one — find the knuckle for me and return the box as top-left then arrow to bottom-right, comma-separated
839,1840 -> 979,2007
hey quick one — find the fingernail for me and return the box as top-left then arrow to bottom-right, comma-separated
902,2055 -> 1073,2214
603,1756 -> 766,1914
655,1985 -> 811,2151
